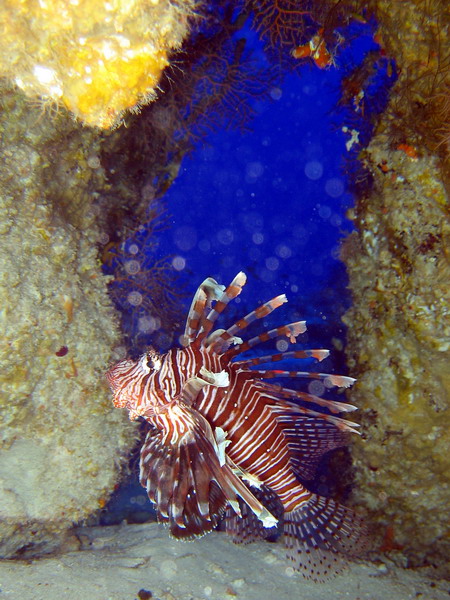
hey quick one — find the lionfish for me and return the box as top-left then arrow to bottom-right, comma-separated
106,272 -> 367,580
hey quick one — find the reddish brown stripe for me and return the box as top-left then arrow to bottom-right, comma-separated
255,305 -> 271,318
189,317 -> 200,330
193,299 -> 204,312
216,300 -> 229,313
235,318 -> 249,329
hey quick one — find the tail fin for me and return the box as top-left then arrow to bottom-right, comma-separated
284,494 -> 369,581
225,485 -> 284,544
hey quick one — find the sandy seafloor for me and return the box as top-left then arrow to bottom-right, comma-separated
0,523 -> 448,600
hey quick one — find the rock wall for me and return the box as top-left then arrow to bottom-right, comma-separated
0,81 -> 136,557
0,0 -> 197,128
342,0 -> 450,571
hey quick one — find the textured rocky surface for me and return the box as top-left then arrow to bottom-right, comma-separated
0,0 -> 197,128
340,0 -> 450,572
0,81 -> 135,557
342,141 -> 450,569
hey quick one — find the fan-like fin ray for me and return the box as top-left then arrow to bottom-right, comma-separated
139,403 -> 277,539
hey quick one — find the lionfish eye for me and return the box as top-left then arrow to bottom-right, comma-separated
144,349 -> 161,372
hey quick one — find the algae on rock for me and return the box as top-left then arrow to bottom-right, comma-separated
0,81 -> 136,557
342,143 -> 450,569
0,0 -> 198,128
341,0 -> 450,572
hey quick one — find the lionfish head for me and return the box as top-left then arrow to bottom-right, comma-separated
105,348 -> 163,418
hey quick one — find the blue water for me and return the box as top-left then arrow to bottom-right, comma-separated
162,68 -> 352,307
101,21 -> 389,524
109,18 -> 391,357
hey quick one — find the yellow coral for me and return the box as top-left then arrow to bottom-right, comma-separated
0,0 -> 196,128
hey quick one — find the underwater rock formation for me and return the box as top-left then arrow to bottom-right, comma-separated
0,81 -> 135,557
343,141 -> 449,569
341,0 -> 450,572
0,0 -> 197,128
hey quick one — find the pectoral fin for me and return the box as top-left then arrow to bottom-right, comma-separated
139,402 -> 277,539
179,367 -> 229,405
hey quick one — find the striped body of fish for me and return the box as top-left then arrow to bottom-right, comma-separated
106,272 -> 368,580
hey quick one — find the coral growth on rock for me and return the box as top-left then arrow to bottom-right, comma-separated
0,0 -> 197,128
0,81 -> 135,557
342,140 -> 450,569
340,0 -> 450,572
